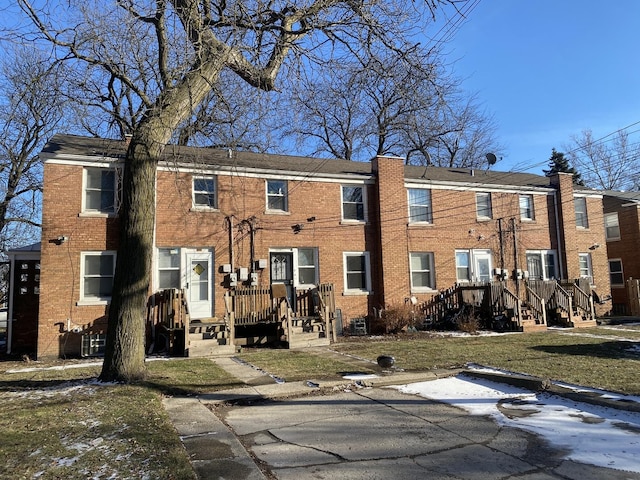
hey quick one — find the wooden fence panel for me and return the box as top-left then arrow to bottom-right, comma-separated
628,278 -> 640,316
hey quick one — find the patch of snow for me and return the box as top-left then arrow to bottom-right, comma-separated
342,373 -> 379,380
396,375 -> 640,473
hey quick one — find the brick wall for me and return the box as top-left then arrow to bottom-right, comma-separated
604,195 -> 640,313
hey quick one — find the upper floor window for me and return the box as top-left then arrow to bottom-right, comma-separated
408,188 -> 432,223
519,194 -> 534,221
410,252 -> 435,291
575,197 -> 589,228
476,192 -> 492,219
604,213 -> 620,241
341,185 -> 365,222
80,251 -> 116,303
158,248 -> 181,290
267,180 -> 288,212
83,167 -> 117,214
343,251 -> 371,294
526,250 -> 557,280
578,253 -> 593,285
609,259 -> 624,287
193,176 -> 217,209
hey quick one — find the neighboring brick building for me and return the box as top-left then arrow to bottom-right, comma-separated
603,191 -> 640,314
22,134 -> 612,359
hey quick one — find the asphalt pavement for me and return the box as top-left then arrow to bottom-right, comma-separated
163,349 -> 640,480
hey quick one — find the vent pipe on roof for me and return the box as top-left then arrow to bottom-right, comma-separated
470,169 -> 474,177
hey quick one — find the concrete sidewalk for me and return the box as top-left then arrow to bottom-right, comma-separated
163,349 -> 640,480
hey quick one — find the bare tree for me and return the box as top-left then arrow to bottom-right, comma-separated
567,129 -> 640,191
0,46 -> 67,252
280,44 -> 502,167
18,0 -> 463,382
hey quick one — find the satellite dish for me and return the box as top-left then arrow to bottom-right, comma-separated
485,153 -> 497,165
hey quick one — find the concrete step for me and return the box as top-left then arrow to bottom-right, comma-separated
288,331 -> 330,349
187,339 -> 236,358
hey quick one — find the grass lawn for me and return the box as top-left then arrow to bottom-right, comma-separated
0,325 -> 639,478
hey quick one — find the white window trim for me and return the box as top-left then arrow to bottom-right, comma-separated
476,192 -> 492,220
608,258 -> 624,287
575,197 -> 589,229
80,167 -> 119,217
525,250 -> 558,280
604,212 -> 621,241
156,247 -> 182,291
341,185 -> 367,223
409,252 -> 436,293
578,252 -> 594,285
343,251 -> 371,295
265,179 -> 289,213
519,194 -> 535,221
78,251 -> 116,305
192,175 -> 218,210
407,188 -> 433,224
296,247 -> 319,289
455,249 -> 492,283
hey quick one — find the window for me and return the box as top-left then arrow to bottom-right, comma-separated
158,248 -> 181,289
297,248 -> 317,286
575,197 -> 589,228
604,213 -> 620,241
267,180 -> 288,212
408,188 -> 432,223
519,194 -> 534,220
609,259 -> 624,287
526,250 -> 557,280
341,185 -> 365,221
476,192 -> 492,219
84,167 -> 117,214
456,251 -> 470,282
343,252 -> 371,293
193,177 -> 217,208
410,252 -> 435,291
456,249 -> 492,283
80,252 -> 116,303
578,253 -> 593,284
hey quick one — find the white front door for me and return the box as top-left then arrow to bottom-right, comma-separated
185,251 -> 213,319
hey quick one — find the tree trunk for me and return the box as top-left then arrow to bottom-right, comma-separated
100,134 -> 160,382
100,65 -> 225,382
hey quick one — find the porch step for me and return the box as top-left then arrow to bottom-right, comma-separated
568,318 -> 598,328
187,339 -> 236,358
520,319 -> 548,333
288,331 -> 330,349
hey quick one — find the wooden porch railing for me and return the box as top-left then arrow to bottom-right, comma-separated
525,285 -> 546,326
565,282 -> 595,322
550,282 -> 572,320
225,286 -> 276,326
225,283 -> 336,327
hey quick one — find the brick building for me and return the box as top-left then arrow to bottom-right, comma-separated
602,191 -> 640,314
15,134 -> 612,359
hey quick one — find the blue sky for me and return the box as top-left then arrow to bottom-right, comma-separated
440,1 -> 640,174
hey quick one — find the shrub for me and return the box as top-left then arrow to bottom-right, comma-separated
379,302 -> 421,334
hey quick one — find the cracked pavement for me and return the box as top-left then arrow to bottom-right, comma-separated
210,387 -> 640,480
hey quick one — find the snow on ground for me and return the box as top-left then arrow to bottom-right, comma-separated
396,371 -> 640,473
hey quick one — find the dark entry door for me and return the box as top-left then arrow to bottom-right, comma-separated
270,252 -> 294,309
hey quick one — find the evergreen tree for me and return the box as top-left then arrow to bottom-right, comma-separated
543,148 -> 584,185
